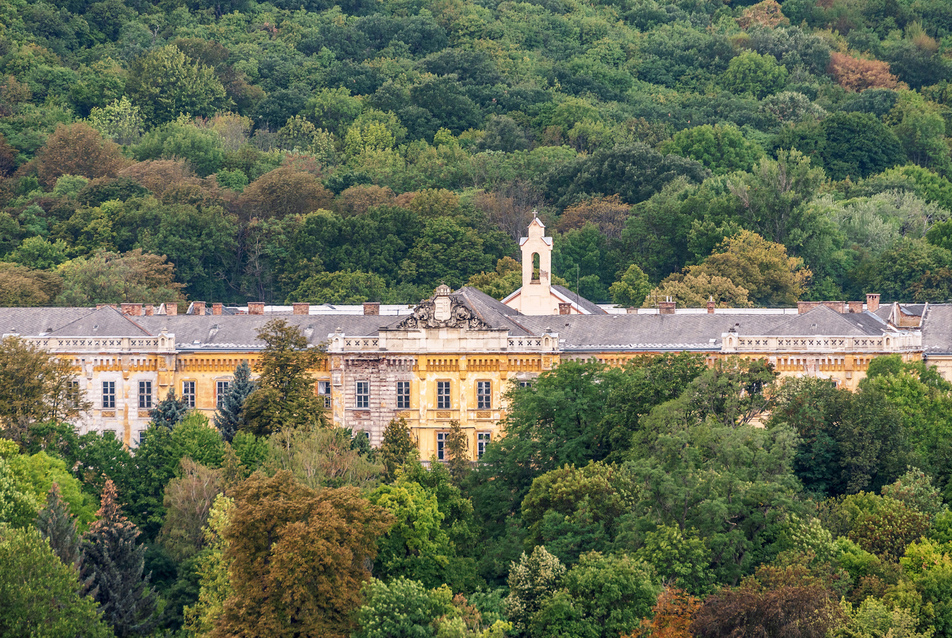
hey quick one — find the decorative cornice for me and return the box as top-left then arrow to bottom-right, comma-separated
395,297 -> 493,331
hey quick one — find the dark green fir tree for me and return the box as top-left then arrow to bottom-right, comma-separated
149,389 -> 189,429
214,361 -> 254,443
81,479 -> 158,638
36,483 -> 82,570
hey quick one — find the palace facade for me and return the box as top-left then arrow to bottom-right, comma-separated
2,220 -> 950,459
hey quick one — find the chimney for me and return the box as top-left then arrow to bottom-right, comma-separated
707,297 -> 716,314
292,302 -> 310,315
659,298 -> 676,315
797,301 -> 819,314
848,301 -> 863,314
144,305 -> 154,316
363,302 -> 380,316
248,302 -> 265,315
866,293 -> 880,313
626,307 -> 638,314
822,301 -> 846,313
165,302 -> 178,316
120,303 -> 142,316
188,301 -> 206,316
558,302 -> 572,315
212,303 -> 223,316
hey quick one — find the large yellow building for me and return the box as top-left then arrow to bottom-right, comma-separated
1,221 -> 949,458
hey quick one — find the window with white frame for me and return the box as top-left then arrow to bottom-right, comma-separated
216,381 -> 230,408
68,381 -> 80,409
477,381 -> 491,409
437,381 -> 451,409
138,381 -> 152,409
396,381 -> 410,409
437,431 -> 447,461
477,432 -> 491,458
182,381 -> 195,408
318,381 -> 331,408
356,381 -> 370,408
102,381 -> 116,409
519,380 -> 532,388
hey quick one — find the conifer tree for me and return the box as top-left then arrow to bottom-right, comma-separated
379,418 -> 418,481
445,420 -> 470,485
81,479 -> 158,637
214,361 -> 254,443
149,388 -> 189,429
36,483 -> 82,570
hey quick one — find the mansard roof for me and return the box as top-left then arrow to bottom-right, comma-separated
47,306 -> 153,337
136,314 -> 391,349
761,305 -> 891,337
518,313 -> 779,351
550,285 -> 608,315
922,304 -> 952,354
0,307 -> 96,336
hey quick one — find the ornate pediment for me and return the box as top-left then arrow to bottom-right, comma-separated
395,296 -> 493,331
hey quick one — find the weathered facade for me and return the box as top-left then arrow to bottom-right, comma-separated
2,222 -> 950,458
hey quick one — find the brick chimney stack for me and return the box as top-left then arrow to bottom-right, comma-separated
822,301 -> 846,313
866,293 -> 880,312
144,305 -> 154,316
165,303 -> 178,316
189,301 -> 206,316
558,303 -> 572,315
707,297 -> 716,314
626,307 -> 638,314
848,301 -> 863,314
212,303 -> 223,316
120,303 -> 142,316
293,302 -> 310,315
659,298 -> 676,315
797,301 -> 819,314
363,302 -> 380,316
248,302 -> 265,315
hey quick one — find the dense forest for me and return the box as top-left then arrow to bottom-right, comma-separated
2,0 -> 952,306
7,325 -> 952,637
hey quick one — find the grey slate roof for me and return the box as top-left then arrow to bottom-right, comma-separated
762,305 -> 890,337
453,287 -> 534,336
0,307 -> 96,337
922,304 -> 952,354
47,306 -> 152,337
137,314 -> 392,349
518,313 -> 780,351
551,285 -> 608,315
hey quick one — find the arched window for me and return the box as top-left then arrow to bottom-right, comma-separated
532,253 -> 540,281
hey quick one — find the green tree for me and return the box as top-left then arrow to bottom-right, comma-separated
721,51 -> 788,98
32,122 -> 129,188
266,426 -> 382,490
379,418 -> 418,481
369,476 -> 456,589
149,388 -> 189,430
87,96 -> 144,146
125,45 -> 226,127
214,361 -> 254,443
505,546 -> 567,638
55,249 -> 185,306
0,525 -> 113,638
216,471 -> 392,638
0,336 -> 87,437
81,479 -> 158,638
820,112 -> 906,180
157,459 -> 223,563
288,270 -> 388,304
35,483 -> 83,570
242,319 -> 326,436
662,124 -> 765,175
183,494 -> 233,636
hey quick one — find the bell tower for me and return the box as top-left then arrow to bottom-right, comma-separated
517,213 -> 555,314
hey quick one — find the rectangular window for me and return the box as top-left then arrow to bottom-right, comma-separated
437,381 -> 451,409
216,381 -> 230,408
356,381 -> 370,409
477,432 -> 491,459
396,381 -> 410,409
437,432 -> 447,461
519,381 -> 532,388
477,381 -> 492,409
102,381 -> 115,409
68,381 -> 80,409
182,381 -> 195,408
318,381 -> 331,408
138,381 -> 152,409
